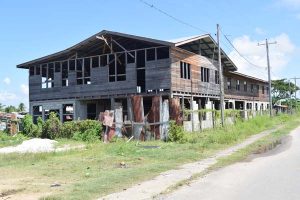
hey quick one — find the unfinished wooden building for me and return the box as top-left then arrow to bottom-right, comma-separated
17,30 -> 269,133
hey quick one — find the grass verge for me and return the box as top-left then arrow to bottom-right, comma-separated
161,114 -> 300,195
0,113 -> 299,200
0,131 -> 27,148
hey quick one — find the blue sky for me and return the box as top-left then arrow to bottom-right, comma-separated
1,0 -> 299,109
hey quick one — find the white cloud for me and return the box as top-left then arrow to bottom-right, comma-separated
279,0 -> 300,8
277,0 -> 300,19
255,27 -> 266,35
3,77 -> 11,85
20,84 -> 29,95
228,33 -> 295,80
0,91 -> 17,101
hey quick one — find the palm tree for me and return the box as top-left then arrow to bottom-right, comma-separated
18,103 -> 26,112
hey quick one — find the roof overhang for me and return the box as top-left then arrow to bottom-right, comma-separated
17,30 -> 174,69
229,71 -> 268,83
174,34 -> 237,71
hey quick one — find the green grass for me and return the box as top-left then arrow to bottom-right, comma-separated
0,113 -> 299,200
0,131 -> 27,148
161,115 -> 300,195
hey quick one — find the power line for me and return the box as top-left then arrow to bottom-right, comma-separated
139,0 -> 209,34
139,0 -> 266,73
220,29 -> 267,70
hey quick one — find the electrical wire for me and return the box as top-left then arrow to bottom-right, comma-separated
139,0 -> 209,34
140,0 -> 267,74
220,29 -> 266,70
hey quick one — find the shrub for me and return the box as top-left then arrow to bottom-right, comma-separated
60,121 -> 79,138
167,121 -> 186,143
22,114 -> 35,136
42,112 -> 62,139
72,120 -> 102,142
73,129 -> 99,142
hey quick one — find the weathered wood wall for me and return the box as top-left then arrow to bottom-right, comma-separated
224,72 -> 269,102
170,47 -> 220,96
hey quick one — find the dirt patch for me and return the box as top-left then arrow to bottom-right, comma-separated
246,135 -> 292,162
0,188 -> 25,198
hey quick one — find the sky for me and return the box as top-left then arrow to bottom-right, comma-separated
0,0 -> 300,109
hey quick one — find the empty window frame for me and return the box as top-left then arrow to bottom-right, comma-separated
76,58 -> 83,85
180,61 -> 191,79
62,61 -> 69,87
41,64 -> 47,89
69,59 -> 75,71
91,56 -> 100,68
48,63 -> 54,88
41,63 -> 54,89
76,58 -> 91,85
146,48 -> 155,61
137,50 -> 145,68
127,51 -> 135,64
266,86 -> 269,95
157,47 -> 169,59
116,53 -> 126,81
251,84 -> 254,93
257,85 -> 259,93
236,80 -> 240,91
35,65 -> 41,75
227,77 -> 231,89
29,66 -> 35,76
262,85 -> 265,94
244,81 -> 247,91
55,62 -> 61,72
109,53 -> 126,82
32,105 -> 42,124
63,104 -> 74,122
201,67 -> 209,82
100,55 -> 107,67
84,58 -> 91,84
215,70 -> 220,84
109,54 -> 116,82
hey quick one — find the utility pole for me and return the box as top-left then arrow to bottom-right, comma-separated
217,24 -> 225,126
290,77 -> 300,110
258,39 -> 276,117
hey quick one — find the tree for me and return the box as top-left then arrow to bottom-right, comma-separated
18,103 -> 26,112
0,103 -> 5,112
272,79 -> 299,103
4,105 -> 17,113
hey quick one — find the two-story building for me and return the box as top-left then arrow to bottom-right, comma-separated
17,30 -> 269,125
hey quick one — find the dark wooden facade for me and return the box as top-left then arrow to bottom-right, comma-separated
17,30 -> 269,121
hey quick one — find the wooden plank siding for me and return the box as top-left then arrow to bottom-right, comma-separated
170,47 -> 220,96
28,47 -> 171,102
224,72 -> 269,102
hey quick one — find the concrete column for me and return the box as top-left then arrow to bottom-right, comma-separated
110,98 -> 115,110
42,109 -> 45,121
192,100 -> 199,131
59,104 -> 63,123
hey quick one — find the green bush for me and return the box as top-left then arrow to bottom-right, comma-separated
73,129 -> 99,142
42,112 -> 62,139
167,121 -> 186,143
60,121 -> 79,138
72,120 -> 102,142
22,114 -> 35,136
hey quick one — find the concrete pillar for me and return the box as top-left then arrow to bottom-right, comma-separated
192,100 -> 199,131
42,109 -> 45,121
110,98 -> 115,110
161,99 -> 169,141
60,104 -> 63,123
